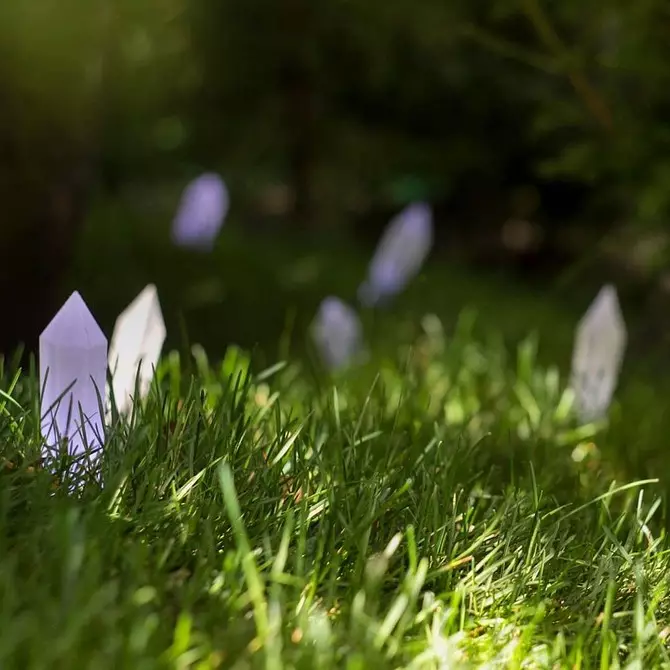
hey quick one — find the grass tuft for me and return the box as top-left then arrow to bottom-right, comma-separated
0,312 -> 669,668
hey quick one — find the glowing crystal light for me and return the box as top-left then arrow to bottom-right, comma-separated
570,284 -> 627,422
359,202 -> 434,306
108,284 -> 166,416
312,297 -> 363,370
40,291 -> 107,461
172,172 -> 229,250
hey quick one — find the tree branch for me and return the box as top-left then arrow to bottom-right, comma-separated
521,0 -> 614,131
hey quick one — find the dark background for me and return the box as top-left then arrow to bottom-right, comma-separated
2,0 -> 670,368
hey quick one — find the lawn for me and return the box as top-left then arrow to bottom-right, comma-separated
1,196 -> 669,667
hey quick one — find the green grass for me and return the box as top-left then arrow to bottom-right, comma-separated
1,309 -> 670,668
4,190 -> 666,666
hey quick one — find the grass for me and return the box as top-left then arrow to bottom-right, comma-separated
3,190 -> 668,666
1,306 -> 670,668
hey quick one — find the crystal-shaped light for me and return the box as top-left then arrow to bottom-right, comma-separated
108,284 -> 166,416
40,291 -> 107,461
312,297 -> 363,370
171,172 -> 229,250
570,284 -> 627,422
359,202 -> 434,306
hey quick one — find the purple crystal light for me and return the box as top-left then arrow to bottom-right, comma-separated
312,297 -> 363,370
359,202 -> 434,306
570,284 -> 627,422
172,173 -> 229,250
108,283 -> 166,417
40,291 -> 107,462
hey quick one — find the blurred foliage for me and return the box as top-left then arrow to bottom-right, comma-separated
2,0 -> 670,231
0,0 -> 99,217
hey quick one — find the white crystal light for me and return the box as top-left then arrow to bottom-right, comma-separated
172,172 -> 229,250
359,202 -> 434,306
570,284 -> 627,422
40,291 -> 107,461
312,297 -> 363,370
108,284 -> 166,416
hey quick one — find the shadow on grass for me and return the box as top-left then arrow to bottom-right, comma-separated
67,196 -> 584,367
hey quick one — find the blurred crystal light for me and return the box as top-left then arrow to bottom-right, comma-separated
312,297 -> 363,369
172,173 -> 229,250
40,291 -> 107,462
570,284 -> 627,422
359,202 -> 434,306
108,284 -> 166,417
